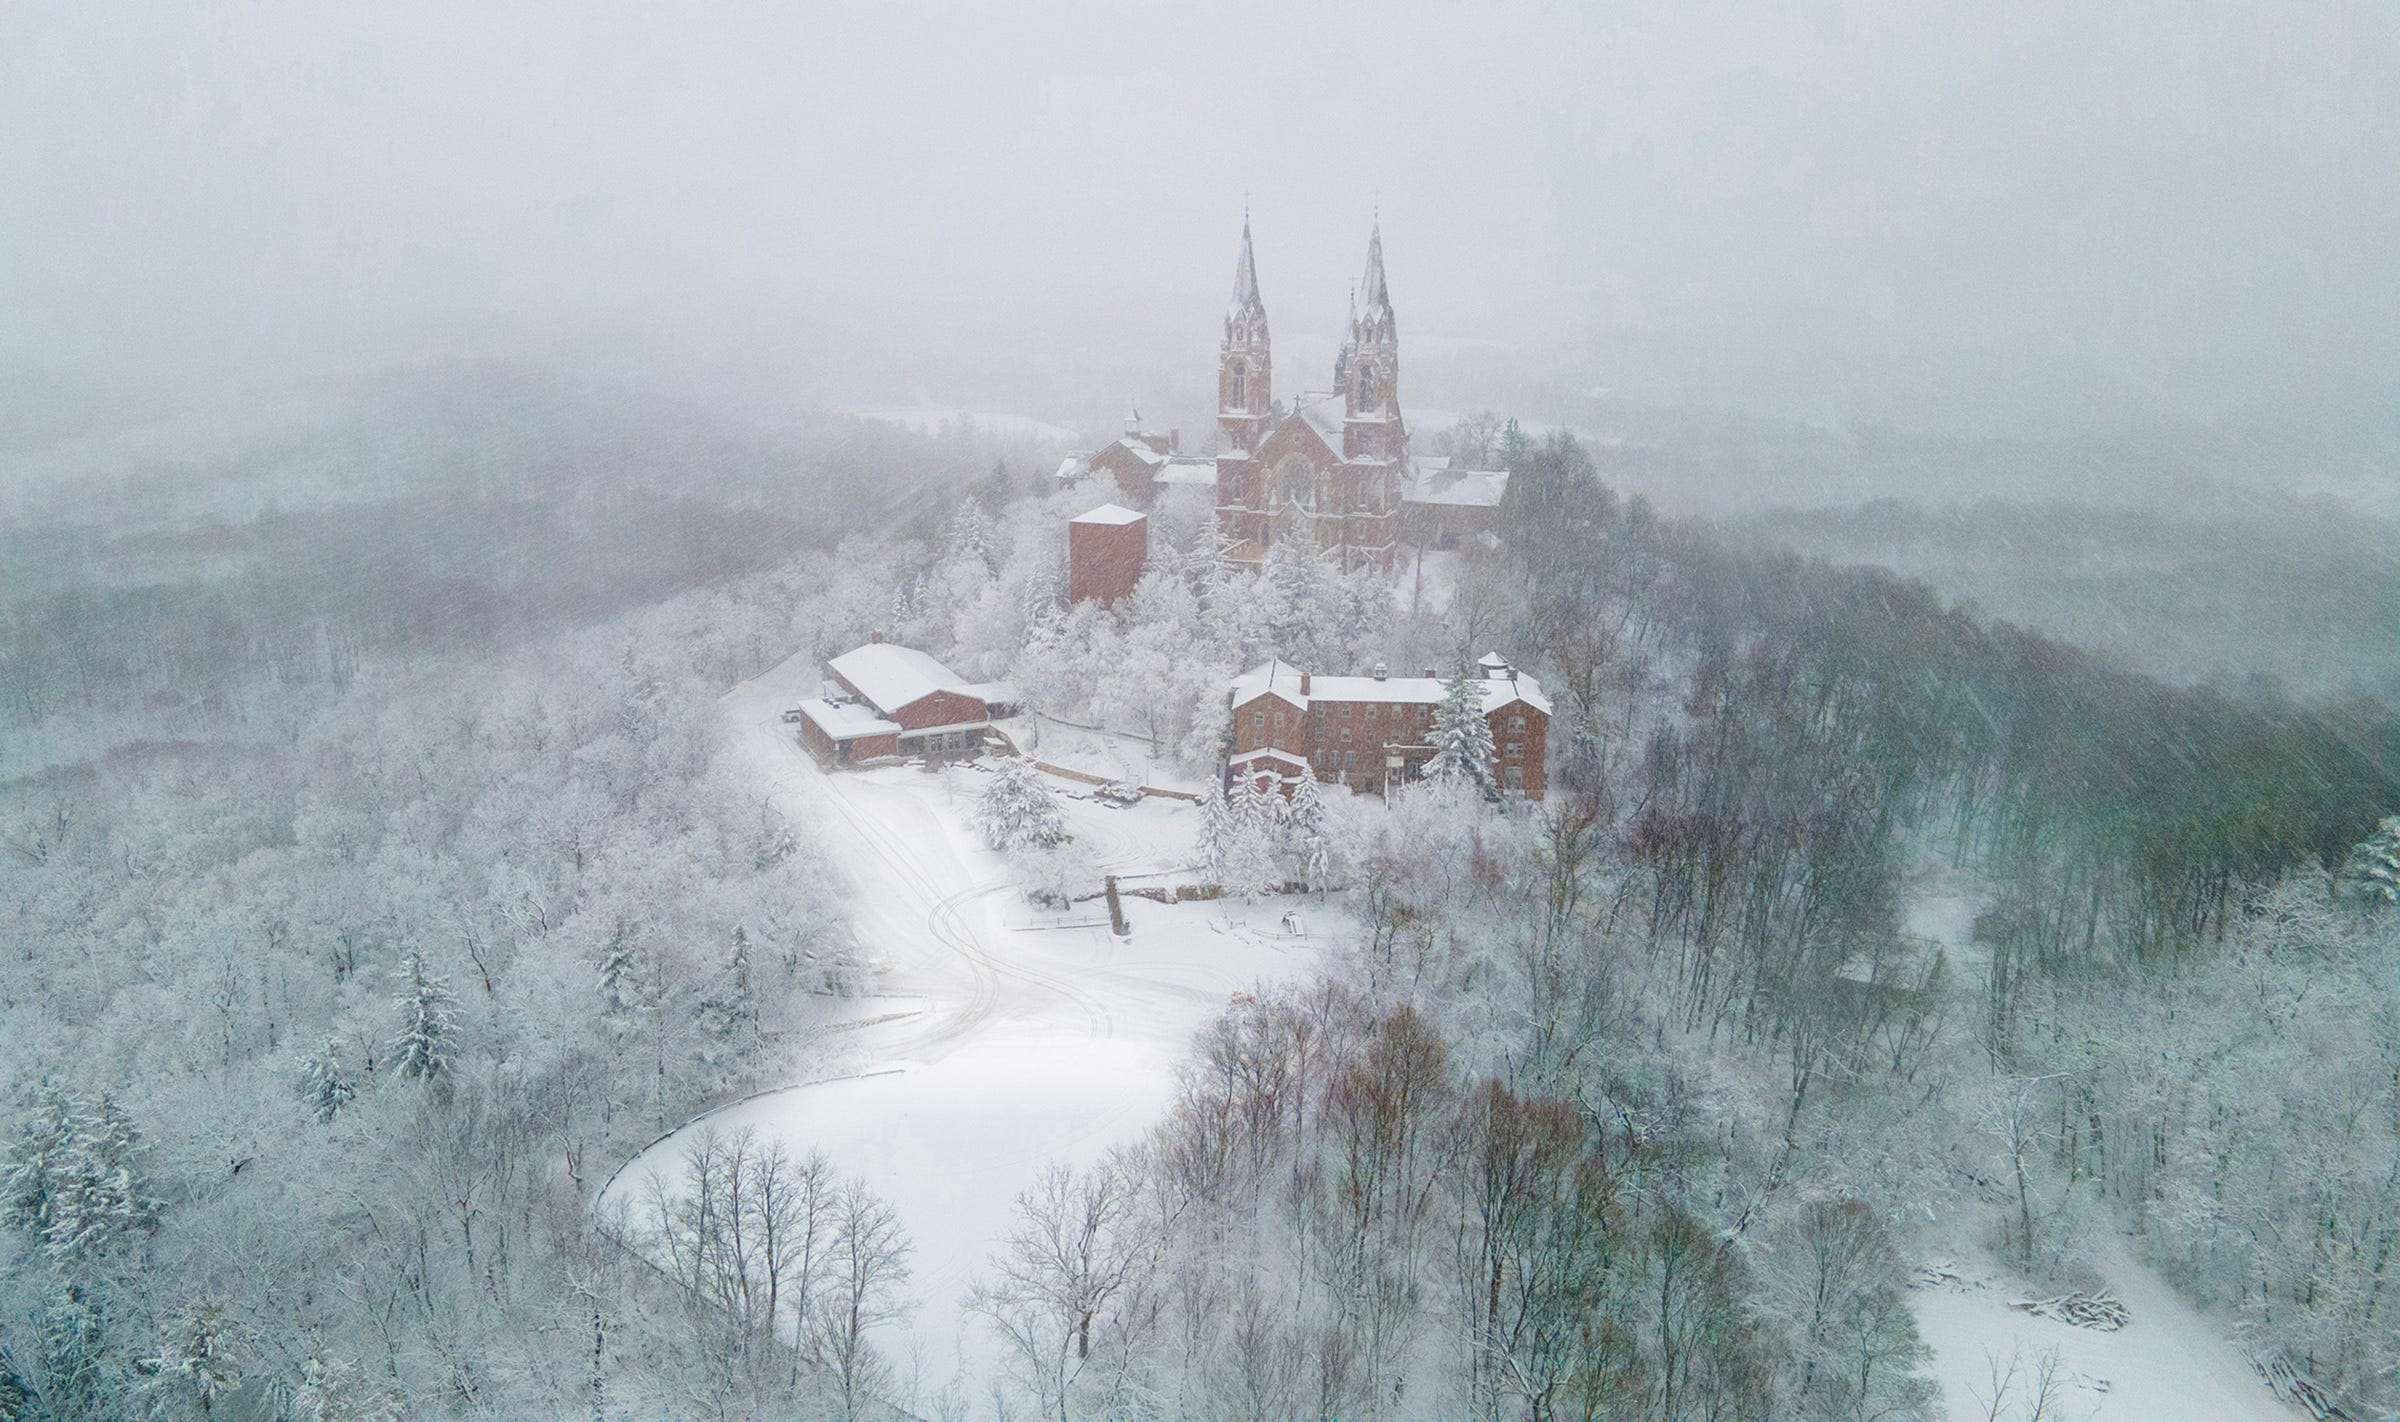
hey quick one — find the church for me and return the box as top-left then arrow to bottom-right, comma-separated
1213,216 -> 1411,571
1059,216 -> 1510,570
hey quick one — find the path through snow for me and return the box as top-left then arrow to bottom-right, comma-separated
601,652 -> 1324,1392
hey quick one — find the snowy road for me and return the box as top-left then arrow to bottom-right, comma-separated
601,651 -> 1322,1390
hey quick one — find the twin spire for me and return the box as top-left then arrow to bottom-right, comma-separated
1223,213 -> 1393,345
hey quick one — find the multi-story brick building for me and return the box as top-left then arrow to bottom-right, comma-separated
1226,652 -> 1550,800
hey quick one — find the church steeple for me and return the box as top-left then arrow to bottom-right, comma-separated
1343,217 -> 1400,435
1219,212 -> 1271,425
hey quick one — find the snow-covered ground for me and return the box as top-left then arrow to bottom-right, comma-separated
999,712 -> 1210,797
1911,1243 -> 2303,1421
601,653 -> 1326,1388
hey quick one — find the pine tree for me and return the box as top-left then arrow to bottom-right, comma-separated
0,1083 -> 76,1242
1425,669 -> 1498,797
597,921 -> 639,1018
945,497 -> 995,575
975,759 -> 1069,854
141,1303 -> 241,1419
1287,773 -> 1335,891
2338,814 -> 2400,909
1195,780 -> 1237,884
392,952 -> 458,1085
300,1038 -> 354,1124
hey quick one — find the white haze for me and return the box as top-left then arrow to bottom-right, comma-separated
3,1 -> 2397,441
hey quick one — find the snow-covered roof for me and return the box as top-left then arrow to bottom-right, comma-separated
1230,747 -> 1310,770
1406,460 -> 1510,509
1053,454 -> 1088,483
960,680 -> 1017,705
1293,393 -> 1347,452
1229,659 -> 1310,710
829,643 -> 977,716
1158,458 -> 1217,487
1227,656 -> 1551,717
795,698 -> 901,741
1071,503 -> 1144,527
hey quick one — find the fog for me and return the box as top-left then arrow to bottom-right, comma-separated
6,1 -> 2396,439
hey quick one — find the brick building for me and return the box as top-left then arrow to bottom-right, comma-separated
791,637 -> 1016,765
1226,652 -> 1549,800
1068,503 -> 1147,607
1208,215 -> 1511,571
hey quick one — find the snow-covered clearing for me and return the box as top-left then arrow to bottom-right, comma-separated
1911,1243 -> 2304,1421
602,652 -> 1327,1383
1000,712 -> 1209,797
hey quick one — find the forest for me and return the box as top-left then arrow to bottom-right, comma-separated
2,385 -> 2398,1420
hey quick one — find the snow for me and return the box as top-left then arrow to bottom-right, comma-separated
828,642 -> 977,716
793,697 -> 901,741
603,654 -> 1328,1385
1230,658 -> 1553,717
1406,459 -> 1510,508
1003,714 -> 1210,797
1911,1243 -> 2305,1421
1397,546 -> 1461,617
1156,457 -> 1218,487
1069,502 -> 1144,527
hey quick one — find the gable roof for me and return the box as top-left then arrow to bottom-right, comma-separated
1070,503 -> 1144,527
829,643 -> 978,716
1406,459 -> 1510,509
1230,658 -> 1310,710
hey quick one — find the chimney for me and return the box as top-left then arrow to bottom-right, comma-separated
1372,661 -> 1387,681
870,631 -> 885,645
1423,666 -> 1437,679
1299,672 -> 1311,695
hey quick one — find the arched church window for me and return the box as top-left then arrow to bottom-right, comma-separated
1357,366 -> 1378,410
1228,359 -> 1247,410
1277,455 -> 1314,510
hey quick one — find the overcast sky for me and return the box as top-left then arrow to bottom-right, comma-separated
4,1 -> 2395,433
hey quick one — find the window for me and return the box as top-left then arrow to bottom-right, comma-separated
1252,710 -> 1264,729
1228,358 -> 1247,409
1509,715 -> 1527,731
1340,726 -> 1352,743
1506,741 -> 1523,758
1505,765 -> 1523,788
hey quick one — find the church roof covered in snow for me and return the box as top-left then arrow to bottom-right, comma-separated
1070,503 -> 1145,526
829,642 -> 980,716
1292,393 -> 1348,451
1405,459 -> 1510,509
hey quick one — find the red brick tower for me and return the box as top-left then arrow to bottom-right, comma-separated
1338,218 -> 1406,566
1214,214 -> 1272,552
1068,504 -> 1148,607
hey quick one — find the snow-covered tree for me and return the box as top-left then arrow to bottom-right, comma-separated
2338,813 -> 2400,909
975,759 -> 1069,854
300,1038 -> 355,1124
1286,773 -> 1337,891
140,1303 -> 243,1419
1424,669 -> 1497,797
2,1086 -> 159,1266
392,951 -> 458,1085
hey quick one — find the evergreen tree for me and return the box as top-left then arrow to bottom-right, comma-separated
140,1303 -> 242,1420
945,497 -> 996,575
0,1084 -> 76,1242
1286,773 -> 1335,891
299,1038 -> 354,1124
975,759 -> 1069,854
1195,780 -> 1237,884
392,952 -> 458,1085
1425,669 -> 1498,797
2337,813 -> 2400,909
597,920 -> 639,1018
